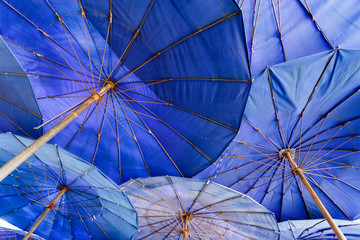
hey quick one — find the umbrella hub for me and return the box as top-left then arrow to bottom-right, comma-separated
278,148 -> 295,159
180,213 -> 193,221
91,92 -> 102,101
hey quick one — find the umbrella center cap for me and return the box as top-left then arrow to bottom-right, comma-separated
180,213 -> 193,221
91,92 -> 102,101
279,148 -> 295,159
102,77 -> 117,90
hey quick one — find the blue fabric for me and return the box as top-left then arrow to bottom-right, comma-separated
0,37 -> 42,138
239,0 -> 360,75
121,176 -> 280,239
0,226 -> 44,240
0,133 -> 138,240
0,0 -> 251,184
279,219 -> 360,240
196,49 -> 360,221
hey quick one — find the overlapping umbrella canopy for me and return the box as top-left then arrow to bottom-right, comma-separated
0,133 -> 138,240
279,219 -> 360,240
0,37 -> 42,138
238,0 -> 360,74
121,176 -> 280,240
196,49 -> 360,222
0,0 -> 251,184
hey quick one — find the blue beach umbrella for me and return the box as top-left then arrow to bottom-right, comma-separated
121,176 -> 280,240
237,0 -> 360,74
0,133 -> 138,240
0,0 -> 251,184
0,37 -> 42,138
279,219 -> 360,240
0,226 -> 44,240
196,49 -> 360,238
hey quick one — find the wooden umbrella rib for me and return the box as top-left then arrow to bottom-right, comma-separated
111,0 -> 156,79
299,0 -> 335,49
0,111 -> 32,138
0,94 -> 42,119
270,0 -> 287,62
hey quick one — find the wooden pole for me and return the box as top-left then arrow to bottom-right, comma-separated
181,213 -> 191,240
283,152 -> 347,240
0,82 -> 114,182
23,187 -> 68,240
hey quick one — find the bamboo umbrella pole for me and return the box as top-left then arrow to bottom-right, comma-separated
283,152 -> 347,240
181,213 -> 191,240
0,82 -> 115,182
23,187 -> 68,240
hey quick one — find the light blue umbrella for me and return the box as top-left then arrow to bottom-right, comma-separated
279,219 -> 360,240
0,133 -> 138,240
121,176 -> 280,240
0,226 -> 44,240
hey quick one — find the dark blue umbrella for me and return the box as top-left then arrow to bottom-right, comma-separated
238,0 -> 360,74
279,219 -> 360,240
121,176 -> 280,240
196,49 -> 360,239
0,36 -> 42,138
0,0 -> 251,184
0,133 -> 138,240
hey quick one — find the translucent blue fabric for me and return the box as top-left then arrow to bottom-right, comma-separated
279,219 -> 360,240
0,133 -> 138,240
239,0 -> 360,74
0,37 -> 42,138
0,0 -> 251,184
121,176 -> 280,240
196,49 -> 360,221
0,226 -> 44,240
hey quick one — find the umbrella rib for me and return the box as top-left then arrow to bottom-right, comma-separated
44,0 -> 104,80
113,83 -> 241,132
114,10 -> 242,85
78,1 -> 109,82
301,124 -> 345,168
298,0 -> 335,49
191,195 -> 244,214
293,87 -> 360,147
64,102 -> 98,150
104,94 -> 152,176
113,91 -> 184,177
188,181 -> 209,214
0,94 -> 42,119
91,100 -> 108,164
232,141 -> 278,152
267,67 -> 289,149
305,174 -> 352,220
44,0 -> 96,92
270,0 -> 287,62
110,0 -> 156,79
302,139 -> 356,170
248,0 -> 262,69
242,118 -> 281,151
166,176 -> 185,213
139,218 -> 178,240
190,220 -> 216,240
109,95 -> 123,183
287,49 -> 338,147
0,111 -> 32,138
318,169 -> 360,193
298,117 -> 327,167
2,36 -> 99,84
258,160 -> 285,204
121,89 -> 214,166
0,0 -> 101,81
37,89 -> 91,100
